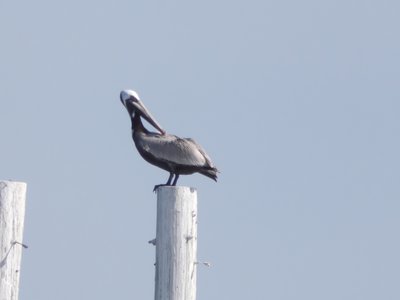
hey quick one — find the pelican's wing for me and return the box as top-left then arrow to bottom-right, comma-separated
137,133 -> 208,167
184,138 -> 215,168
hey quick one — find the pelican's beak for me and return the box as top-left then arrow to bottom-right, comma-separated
120,91 -> 165,135
134,100 -> 166,135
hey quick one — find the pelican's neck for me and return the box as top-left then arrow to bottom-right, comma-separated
132,114 -> 149,134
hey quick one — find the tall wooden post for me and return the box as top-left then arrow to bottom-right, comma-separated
0,181 -> 27,300
154,186 -> 198,300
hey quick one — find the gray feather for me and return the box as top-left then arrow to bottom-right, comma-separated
136,132 -> 213,167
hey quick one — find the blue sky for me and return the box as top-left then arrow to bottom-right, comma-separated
1,1 -> 400,299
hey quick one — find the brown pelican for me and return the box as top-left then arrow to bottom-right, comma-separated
120,90 -> 218,190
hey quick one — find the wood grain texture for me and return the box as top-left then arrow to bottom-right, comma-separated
0,181 -> 27,300
154,186 -> 197,300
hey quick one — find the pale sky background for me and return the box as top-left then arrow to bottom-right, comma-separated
1,1 -> 400,299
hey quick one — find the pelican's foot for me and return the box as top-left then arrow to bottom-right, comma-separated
153,184 -> 170,192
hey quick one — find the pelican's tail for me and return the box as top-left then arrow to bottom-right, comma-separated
199,167 -> 219,182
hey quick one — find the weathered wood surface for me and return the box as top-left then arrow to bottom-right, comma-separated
0,181 -> 27,300
154,186 -> 198,300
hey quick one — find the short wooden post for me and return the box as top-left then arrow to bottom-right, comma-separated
0,181 -> 27,300
154,186 -> 198,300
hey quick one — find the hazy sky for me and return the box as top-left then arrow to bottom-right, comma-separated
1,1 -> 400,299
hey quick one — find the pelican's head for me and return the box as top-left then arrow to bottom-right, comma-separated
120,90 -> 165,134
121,89 -> 140,103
